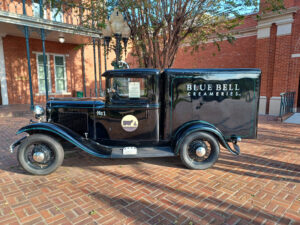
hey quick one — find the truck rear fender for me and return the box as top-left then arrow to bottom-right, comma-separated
172,121 -> 240,155
16,123 -> 111,158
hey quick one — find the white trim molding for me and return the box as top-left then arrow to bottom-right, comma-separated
277,21 -> 293,36
292,53 -> 300,58
257,26 -> 271,39
180,27 -> 257,47
32,51 -> 69,57
0,10 -> 101,39
36,53 -> 51,94
53,54 -> 68,93
256,6 -> 299,39
269,96 -> 281,116
35,92 -> 71,96
259,96 -> 267,115
0,35 -> 9,105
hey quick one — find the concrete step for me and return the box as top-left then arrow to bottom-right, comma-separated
284,113 -> 300,124
277,112 -> 294,122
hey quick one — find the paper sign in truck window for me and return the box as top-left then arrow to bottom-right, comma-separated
128,82 -> 140,98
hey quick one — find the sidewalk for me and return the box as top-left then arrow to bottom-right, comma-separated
0,104 -> 33,118
284,113 -> 300,125
0,116 -> 299,224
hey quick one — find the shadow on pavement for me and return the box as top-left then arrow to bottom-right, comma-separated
79,167 -> 293,224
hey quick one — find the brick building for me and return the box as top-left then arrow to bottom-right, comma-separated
172,1 -> 300,115
0,0 -> 300,116
0,0 -> 113,107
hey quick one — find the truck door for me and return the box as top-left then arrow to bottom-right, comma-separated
95,73 -> 160,144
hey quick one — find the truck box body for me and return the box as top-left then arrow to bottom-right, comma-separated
162,69 -> 261,140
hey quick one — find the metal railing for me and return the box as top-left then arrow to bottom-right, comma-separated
279,92 -> 295,121
0,0 -> 95,28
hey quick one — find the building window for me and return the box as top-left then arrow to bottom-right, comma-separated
36,54 -> 51,93
51,0 -> 64,22
54,55 -> 67,92
32,0 -> 47,19
32,0 -> 63,22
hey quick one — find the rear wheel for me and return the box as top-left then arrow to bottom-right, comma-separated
17,134 -> 64,175
180,132 -> 220,170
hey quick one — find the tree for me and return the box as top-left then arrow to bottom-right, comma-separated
51,0 -> 285,70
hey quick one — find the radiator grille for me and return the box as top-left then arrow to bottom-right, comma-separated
58,112 -> 88,135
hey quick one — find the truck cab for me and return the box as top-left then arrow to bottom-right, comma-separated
11,68 -> 261,175
99,69 -> 161,144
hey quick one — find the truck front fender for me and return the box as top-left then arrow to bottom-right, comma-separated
173,121 -> 240,155
16,123 -> 112,158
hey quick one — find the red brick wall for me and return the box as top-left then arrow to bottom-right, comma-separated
255,24 -> 277,111
2,34 -> 115,104
0,0 -> 86,25
272,35 -> 293,96
3,36 -> 84,104
173,35 -> 257,69
288,9 -> 300,106
260,0 -> 298,11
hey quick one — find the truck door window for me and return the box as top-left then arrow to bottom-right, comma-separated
107,77 -> 148,102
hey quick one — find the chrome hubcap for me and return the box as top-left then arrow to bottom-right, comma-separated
33,152 -> 45,163
195,147 -> 206,157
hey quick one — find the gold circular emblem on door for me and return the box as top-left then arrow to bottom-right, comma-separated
121,115 -> 139,132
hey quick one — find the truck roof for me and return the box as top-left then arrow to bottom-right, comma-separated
164,68 -> 261,74
103,68 -> 160,77
103,68 -> 261,76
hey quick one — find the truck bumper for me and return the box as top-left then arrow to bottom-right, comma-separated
9,136 -> 27,153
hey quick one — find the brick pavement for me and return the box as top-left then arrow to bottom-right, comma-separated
0,116 -> 299,225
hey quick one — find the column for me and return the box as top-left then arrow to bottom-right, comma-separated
269,14 -> 294,115
0,34 -> 9,105
255,22 -> 276,115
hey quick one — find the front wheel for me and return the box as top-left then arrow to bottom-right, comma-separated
17,134 -> 64,175
180,132 -> 220,170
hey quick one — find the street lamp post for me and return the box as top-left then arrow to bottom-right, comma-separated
102,8 -> 131,70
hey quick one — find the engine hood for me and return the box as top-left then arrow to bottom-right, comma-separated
46,98 -> 105,109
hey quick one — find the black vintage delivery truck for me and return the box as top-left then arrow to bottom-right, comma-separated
10,68 -> 261,175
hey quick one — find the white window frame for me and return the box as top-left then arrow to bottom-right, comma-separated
36,53 -> 51,94
54,54 -> 67,93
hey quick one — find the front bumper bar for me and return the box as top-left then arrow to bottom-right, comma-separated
9,136 -> 27,153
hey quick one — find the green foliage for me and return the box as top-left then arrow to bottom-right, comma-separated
48,0 -> 285,69
88,209 -> 96,215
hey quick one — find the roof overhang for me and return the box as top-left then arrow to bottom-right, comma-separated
0,10 -> 101,44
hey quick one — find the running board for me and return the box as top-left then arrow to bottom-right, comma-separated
111,146 -> 175,158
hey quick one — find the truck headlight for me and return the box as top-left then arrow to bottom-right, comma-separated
34,105 -> 45,119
